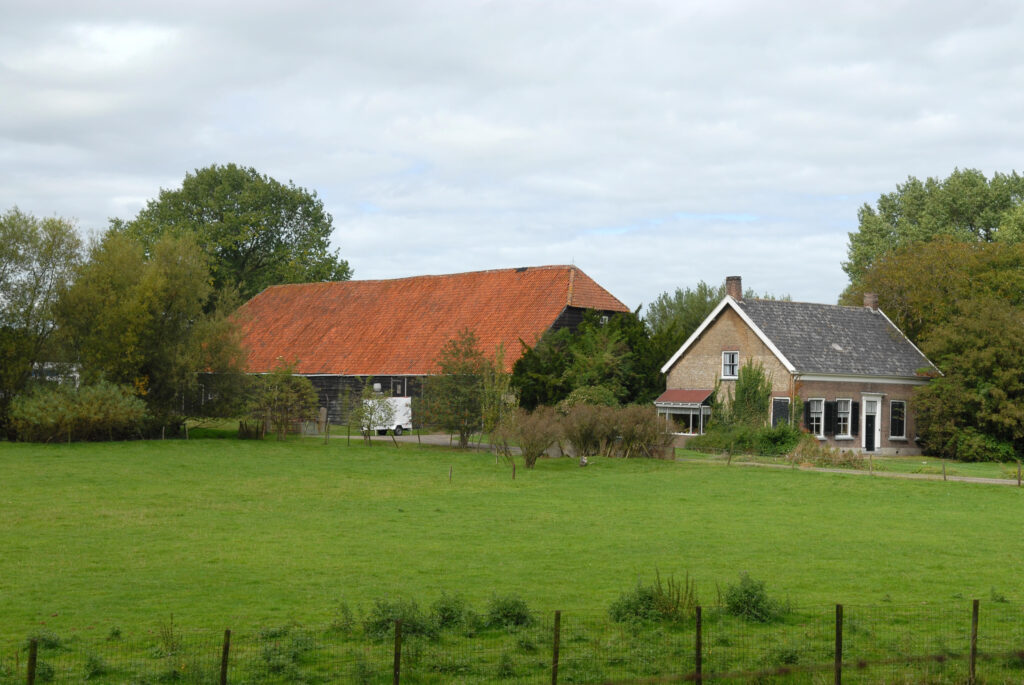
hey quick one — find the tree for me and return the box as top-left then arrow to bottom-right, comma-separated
913,299 -> 1024,461
114,163 -> 352,300
0,208 -> 81,433
56,232 -> 245,429
839,236 -> 1024,345
250,360 -> 319,440
351,379 -> 396,446
511,327 -> 574,410
419,329 -> 490,448
843,168 -> 1024,289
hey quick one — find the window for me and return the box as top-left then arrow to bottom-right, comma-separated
771,397 -> 791,428
836,399 -> 851,437
808,398 -> 824,437
659,407 -> 711,435
722,351 -> 739,378
890,400 -> 906,439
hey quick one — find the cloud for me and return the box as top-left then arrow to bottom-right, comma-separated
2,0 -> 1023,309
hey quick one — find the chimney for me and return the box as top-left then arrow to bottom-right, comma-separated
864,292 -> 878,310
726,276 -> 742,301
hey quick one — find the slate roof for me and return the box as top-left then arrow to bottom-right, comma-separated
735,299 -> 936,377
236,265 -> 629,375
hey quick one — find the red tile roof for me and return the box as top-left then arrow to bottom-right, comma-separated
237,265 -> 630,375
654,389 -> 713,405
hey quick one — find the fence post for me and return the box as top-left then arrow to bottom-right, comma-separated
393,619 -> 402,685
551,610 -> 561,685
26,638 -> 37,685
834,604 -> 843,685
220,629 -> 231,685
695,605 -> 702,685
969,599 -> 979,685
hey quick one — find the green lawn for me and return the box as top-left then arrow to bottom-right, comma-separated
2,436 -> 1023,649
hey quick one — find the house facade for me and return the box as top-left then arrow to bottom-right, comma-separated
236,265 -> 630,422
656,276 -> 938,455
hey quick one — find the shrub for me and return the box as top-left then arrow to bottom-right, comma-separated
513,407 -> 561,468
22,630 -> 63,651
84,652 -> 109,679
328,602 -> 356,634
612,405 -> 673,458
430,592 -> 469,630
789,433 -> 864,468
363,598 -> 437,639
609,571 -> 698,624
561,404 -> 617,457
723,573 -> 783,623
9,382 -> 148,442
558,384 -> 619,409
949,427 -> 1016,463
485,594 -> 535,629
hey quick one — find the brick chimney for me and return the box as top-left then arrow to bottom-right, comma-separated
864,292 -> 879,310
726,276 -> 742,301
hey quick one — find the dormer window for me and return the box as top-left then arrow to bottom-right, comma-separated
722,351 -> 739,378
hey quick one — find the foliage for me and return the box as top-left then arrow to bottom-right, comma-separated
56,232 -> 245,428
840,236 -> 1024,343
0,208 -> 81,434
613,404 -> 673,458
485,594 -> 535,630
843,168 -> 1024,289
418,329 -> 491,448
788,433 -> 864,468
723,573 -> 784,623
249,361 -> 319,440
9,382 -> 148,442
558,384 -> 619,409
481,344 -> 516,435
609,571 -> 698,624
430,592 -> 471,630
913,299 -> 1024,461
509,407 -> 561,468
113,163 -> 351,299
363,598 -> 437,640
513,310 -> 663,409
560,404 -> 617,457
688,421 -> 803,457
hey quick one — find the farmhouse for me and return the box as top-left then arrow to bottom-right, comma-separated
236,265 -> 630,421
657,276 -> 938,455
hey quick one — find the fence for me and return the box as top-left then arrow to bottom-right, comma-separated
4,600 -> 1024,684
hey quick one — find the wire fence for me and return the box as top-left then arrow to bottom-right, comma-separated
4,600 -> 1024,683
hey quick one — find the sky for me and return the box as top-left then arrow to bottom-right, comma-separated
2,1 -> 1023,311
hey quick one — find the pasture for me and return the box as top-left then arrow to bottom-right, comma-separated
2,434 -> 1022,650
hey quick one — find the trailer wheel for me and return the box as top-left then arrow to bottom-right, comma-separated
394,425 -> 403,436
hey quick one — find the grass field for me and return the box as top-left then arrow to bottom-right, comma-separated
3,435 -> 1024,642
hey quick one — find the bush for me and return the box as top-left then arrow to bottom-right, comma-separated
609,571 -> 698,624
363,598 -> 438,639
723,573 -> 784,623
512,407 -> 561,468
84,652 -> 110,679
789,433 -> 864,468
612,405 -> 673,458
485,594 -> 535,630
9,382 -> 148,442
949,427 -> 1017,462
561,404 -> 617,457
430,592 -> 469,630
22,630 -> 63,651
558,384 -> 619,409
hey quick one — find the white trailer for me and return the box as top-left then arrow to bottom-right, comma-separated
365,396 -> 413,435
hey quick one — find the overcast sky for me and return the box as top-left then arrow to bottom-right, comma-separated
3,1 -> 1022,310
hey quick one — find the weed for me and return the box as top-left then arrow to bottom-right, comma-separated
486,594 -> 535,629
349,657 -> 375,684
106,626 -> 122,641
33,660 -> 55,682
990,587 -> 1008,603
495,651 -> 517,679
363,597 -> 438,639
609,570 -> 698,624
430,591 -> 469,630
328,601 -> 356,633
723,573 -> 784,623
22,630 -> 63,651
84,652 -> 109,679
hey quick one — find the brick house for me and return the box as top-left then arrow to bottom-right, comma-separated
236,265 -> 630,422
656,276 -> 938,455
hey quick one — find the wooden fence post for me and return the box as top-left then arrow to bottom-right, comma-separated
551,610 -> 561,685
834,604 -> 843,685
695,605 -> 702,685
26,638 -> 37,685
393,619 -> 403,685
969,599 -> 979,685
220,629 -> 231,685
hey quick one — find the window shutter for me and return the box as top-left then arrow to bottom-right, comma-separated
803,402 -> 811,431
824,401 -> 837,436
851,402 -> 860,436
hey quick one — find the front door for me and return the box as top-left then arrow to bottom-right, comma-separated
863,397 -> 879,452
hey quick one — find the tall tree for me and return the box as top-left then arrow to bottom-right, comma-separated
843,168 -> 1024,289
114,163 -> 351,300
0,208 -> 81,432
419,329 -> 491,448
57,232 -> 245,427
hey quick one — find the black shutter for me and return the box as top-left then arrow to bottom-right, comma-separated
803,402 -> 811,431
824,401 -> 837,436
851,402 -> 860,436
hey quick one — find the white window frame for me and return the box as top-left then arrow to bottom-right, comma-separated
836,398 -> 852,438
808,398 -> 825,438
721,351 -> 739,379
890,399 -> 907,440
